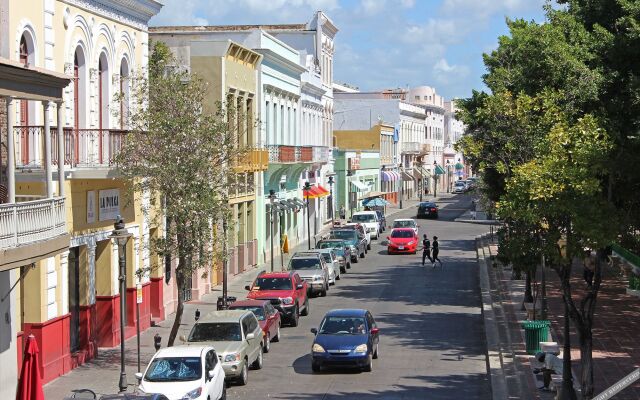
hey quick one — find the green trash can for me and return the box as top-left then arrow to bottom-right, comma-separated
522,320 -> 550,355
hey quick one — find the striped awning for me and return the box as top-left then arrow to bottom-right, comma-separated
351,180 -> 370,191
401,171 -> 413,181
381,171 -> 399,182
412,169 -> 423,180
303,185 -> 329,198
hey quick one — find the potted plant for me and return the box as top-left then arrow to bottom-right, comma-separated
627,274 -> 640,298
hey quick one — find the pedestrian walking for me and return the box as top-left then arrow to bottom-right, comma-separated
534,351 -> 564,391
432,236 -> 443,268
583,248 -> 595,287
470,200 -> 477,220
421,234 -> 432,266
339,205 -> 346,220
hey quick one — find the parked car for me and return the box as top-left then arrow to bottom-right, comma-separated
417,202 -> 438,219
342,223 -> 371,250
316,239 -> 351,271
387,228 -> 419,254
350,211 -> 380,239
228,299 -> 281,353
288,252 -> 330,297
310,309 -> 380,372
391,218 -> 419,235
245,271 -> 310,327
100,394 -> 169,400
183,310 -> 263,386
136,345 -> 226,400
453,181 -> 466,194
329,229 -> 366,261
315,248 -> 341,283
374,210 -> 387,232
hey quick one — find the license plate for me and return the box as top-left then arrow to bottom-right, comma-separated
398,246 -> 404,250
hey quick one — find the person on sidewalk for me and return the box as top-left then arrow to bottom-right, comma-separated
432,236 -> 443,268
421,234 -> 433,266
470,200 -> 477,220
339,205 -> 346,221
582,248 -> 595,287
534,351 -> 564,391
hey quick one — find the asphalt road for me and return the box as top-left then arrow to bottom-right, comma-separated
227,194 -> 491,400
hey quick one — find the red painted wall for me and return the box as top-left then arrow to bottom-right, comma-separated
96,295 -> 120,348
22,314 -> 72,384
150,277 -> 165,321
78,304 -> 98,360
125,283 -> 151,332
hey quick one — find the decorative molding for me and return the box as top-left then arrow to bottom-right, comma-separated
61,0 -> 162,30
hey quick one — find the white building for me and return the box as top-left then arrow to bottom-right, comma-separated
445,100 -> 467,184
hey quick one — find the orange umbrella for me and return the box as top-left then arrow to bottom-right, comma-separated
16,334 -> 44,400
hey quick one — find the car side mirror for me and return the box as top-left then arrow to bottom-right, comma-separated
208,370 -> 215,379
370,328 -> 380,335
246,333 -> 255,340
135,372 -> 143,381
179,335 -> 187,342
310,328 -> 318,335
245,285 -> 251,291
296,284 -> 304,290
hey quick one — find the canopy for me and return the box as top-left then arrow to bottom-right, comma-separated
455,162 -> 464,170
16,334 -> 44,400
380,171 -> 399,182
292,198 -> 305,207
363,197 -> 391,207
316,185 -> 331,196
350,180 -> 370,191
412,169 -> 423,180
279,200 -> 293,211
401,171 -> 413,181
303,185 -> 329,198
434,165 -> 446,175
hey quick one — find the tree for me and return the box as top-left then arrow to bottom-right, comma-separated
115,41 -> 248,346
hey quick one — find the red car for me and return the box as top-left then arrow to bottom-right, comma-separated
387,228 -> 419,254
229,299 -> 282,353
245,271 -> 310,327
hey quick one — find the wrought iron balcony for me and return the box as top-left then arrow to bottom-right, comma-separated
266,145 -> 328,164
401,141 -> 421,154
233,146 -> 269,172
14,126 -> 126,169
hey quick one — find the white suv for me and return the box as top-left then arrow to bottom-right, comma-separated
351,211 -> 380,239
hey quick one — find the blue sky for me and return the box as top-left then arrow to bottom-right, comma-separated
150,0 -> 547,101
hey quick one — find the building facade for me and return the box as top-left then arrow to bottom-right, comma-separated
0,0 -> 162,395
444,100 -> 467,186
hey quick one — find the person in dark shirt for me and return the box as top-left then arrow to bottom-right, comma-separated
432,236 -> 443,268
421,234 -> 432,266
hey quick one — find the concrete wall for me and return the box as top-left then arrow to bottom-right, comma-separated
0,270 -> 17,399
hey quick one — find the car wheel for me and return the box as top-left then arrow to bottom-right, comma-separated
263,334 -> 270,353
301,298 -> 309,316
360,251 -> 365,258
311,361 -> 321,372
321,284 -> 327,297
352,256 -> 359,263
220,386 -> 227,400
340,265 -> 346,273
237,362 -> 248,386
346,262 -> 351,270
367,242 -> 371,250
336,271 -> 341,280
273,322 -> 281,342
252,347 -> 263,370
363,355 -> 373,372
290,306 -> 300,326
373,343 -> 379,359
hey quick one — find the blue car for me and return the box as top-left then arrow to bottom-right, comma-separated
310,309 -> 380,372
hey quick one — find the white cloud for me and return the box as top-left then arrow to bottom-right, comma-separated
440,0 -> 545,20
359,0 -> 387,15
400,0 -> 415,8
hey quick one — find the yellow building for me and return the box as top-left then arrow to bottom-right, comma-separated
0,0 -> 162,394
149,31 -> 267,286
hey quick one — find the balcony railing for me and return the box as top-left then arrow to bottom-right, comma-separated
0,197 -> 67,250
14,126 -> 126,168
401,141 -> 421,154
419,143 -> 431,155
233,147 -> 269,172
266,145 -> 328,164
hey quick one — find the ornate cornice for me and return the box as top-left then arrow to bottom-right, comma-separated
62,0 -> 162,29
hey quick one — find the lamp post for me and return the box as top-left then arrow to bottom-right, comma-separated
398,164 -> 403,209
416,160 -> 423,202
328,176 -> 335,226
304,181 -> 312,250
446,159 -> 451,193
433,161 -> 438,198
221,218 -> 229,309
268,189 -> 276,272
346,170 -> 354,216
109,215 -> 132,393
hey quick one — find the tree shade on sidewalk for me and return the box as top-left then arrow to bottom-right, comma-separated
16,335 -> 45,400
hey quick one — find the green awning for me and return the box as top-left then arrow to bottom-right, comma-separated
455,162 -> 464,170
435,165 -> 446,175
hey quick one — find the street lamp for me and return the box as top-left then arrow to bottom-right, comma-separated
446,159 -> 451,193
268,189 -> 276,272
303,181 -> 312,250
328,176 -> 335,226
346,170 -> 354,216
221,218 -> 229,309
433,161 -> 438,198
416,160 -> 423,202
109,215 -> 132,393
398,164 -> 403,209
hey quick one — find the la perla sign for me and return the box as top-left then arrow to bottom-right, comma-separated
99,189 -> 120,221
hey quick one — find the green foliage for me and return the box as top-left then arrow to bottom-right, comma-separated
629,274 -> 640,291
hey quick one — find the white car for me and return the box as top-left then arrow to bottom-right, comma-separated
391,218 -> 419,236
316,248 -> 341,284
350,211 -> 380,239
344,222 -> 372,249
136,345 -> 226,400
453,181 -> 466,193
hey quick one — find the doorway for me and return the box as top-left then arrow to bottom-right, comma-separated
68,247 -> 80,352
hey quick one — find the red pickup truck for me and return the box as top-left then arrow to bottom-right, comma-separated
245,271 -> 310,327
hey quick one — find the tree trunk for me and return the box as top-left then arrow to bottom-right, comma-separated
559,297 -> 577,400
524,269 -> 534,303
579,326 -> 594,399
167,267 -> 184,347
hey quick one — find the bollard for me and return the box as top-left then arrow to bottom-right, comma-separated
153,333 -> 161,351
195,308 -> 200,321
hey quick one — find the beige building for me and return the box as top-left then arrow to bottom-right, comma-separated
0,0 -> 161,395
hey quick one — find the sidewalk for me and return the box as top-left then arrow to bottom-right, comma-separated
44,194 -> 431,398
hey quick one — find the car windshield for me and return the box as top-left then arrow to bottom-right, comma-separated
254,277 -> 292,290
391,230 -> 414,238
144,357 -> 202,382
290,258 -> 321,270
229,306 -> 265,321
420,203 -> 435,208
352,214 -> 375,222
319,316 -> 367,335
393,220 -> 416,228
455,182 -> 465,186
318,241 -> 345,249
321,253 -> 333,262
188,322 -> 241,342
330,231 -> 357,241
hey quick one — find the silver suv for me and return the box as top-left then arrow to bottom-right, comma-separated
184,310 -> 263,386
288,252 -> 330,297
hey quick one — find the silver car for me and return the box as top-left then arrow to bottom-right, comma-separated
288,252 -> 330,297
312,248 -> 340,284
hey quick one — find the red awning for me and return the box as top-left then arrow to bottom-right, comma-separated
303,185 -> 329,198
316,185 -> 331,195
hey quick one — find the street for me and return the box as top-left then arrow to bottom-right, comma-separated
226,194 -> 490,400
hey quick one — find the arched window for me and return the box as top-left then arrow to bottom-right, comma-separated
73,47 -> 87,130
119,58 -> 130,129
98,53 -> 109,130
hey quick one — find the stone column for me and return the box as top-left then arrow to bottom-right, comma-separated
43,101 -> 54,198
87,240 -> 96,305
5,97 -> 15,203
59,250 -> 70,315
56,101 -> 65,197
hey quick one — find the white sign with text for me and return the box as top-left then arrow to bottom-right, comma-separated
99,189 -> 120,221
